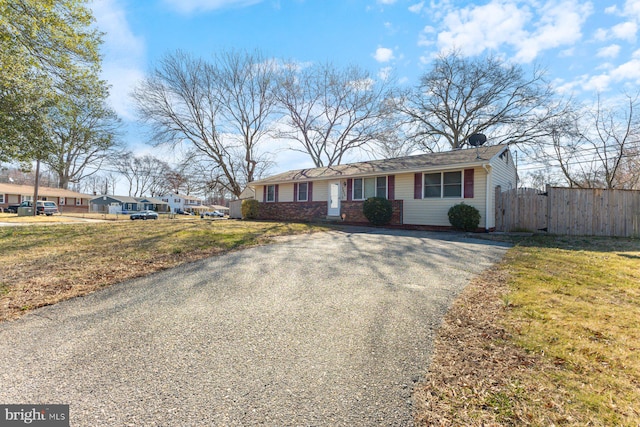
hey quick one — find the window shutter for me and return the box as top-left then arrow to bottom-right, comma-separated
275,184 -> 279,202
347,179 -> 352,201
414,173 -> 422,199
293,183 -> 298,202
263,186 -> 266,202
464,169 -> 474,199
387,175 -> 395,200
308,182 -> 313,202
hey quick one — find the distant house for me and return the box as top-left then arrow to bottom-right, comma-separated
159,193 -> 206,214
0,183 -> 92,213
248,145 -> 517,231
90,195 -> 169,214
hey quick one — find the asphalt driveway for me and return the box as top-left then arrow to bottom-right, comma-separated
0,227 -> 510,426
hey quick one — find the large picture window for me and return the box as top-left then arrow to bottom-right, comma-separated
353,176 -> 387,200
423,171 -> 462,198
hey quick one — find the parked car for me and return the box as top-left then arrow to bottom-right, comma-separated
130,210 -> 159,220
18,200 -> 59,216
202,211 -> 224,218
4,204 -> 20,213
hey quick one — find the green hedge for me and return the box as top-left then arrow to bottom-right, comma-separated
363,197 -> 393,226
448,203 -> 481,231
241,199 -> 259,219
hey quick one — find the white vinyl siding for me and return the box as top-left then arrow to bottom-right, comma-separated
397,170 -> 488,227
279,183 -> 294,203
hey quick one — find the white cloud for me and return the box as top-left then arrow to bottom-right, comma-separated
430,0 -> 592,63
91,0 -> 146,120
597,44 -> 621,58
373,47 -> 395,62
436,0 -> 530,57
605,5 -> 619,14
610,58 -> 640,82
378,0 -> 397,4
584,73 -> 612,92
408,2 -> 424,14
378,66 -> 393,80
611,21 -> 638,42
624,0 -> 640,19
161,0 -> 262,14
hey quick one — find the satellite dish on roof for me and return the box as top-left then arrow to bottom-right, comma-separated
468,133 -> 487,147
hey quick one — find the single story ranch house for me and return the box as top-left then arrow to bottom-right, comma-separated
248,144 -> 517,231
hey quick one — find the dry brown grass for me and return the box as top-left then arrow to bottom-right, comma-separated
415,236 -> 640,426
0,220 -> 326,321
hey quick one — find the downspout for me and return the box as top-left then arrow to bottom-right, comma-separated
482,164 -> 492,232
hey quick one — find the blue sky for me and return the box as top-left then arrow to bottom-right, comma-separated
92,0 -> 640,176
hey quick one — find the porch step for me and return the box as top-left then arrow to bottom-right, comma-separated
317,215 -> 343,223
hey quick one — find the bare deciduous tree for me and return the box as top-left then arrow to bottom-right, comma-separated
547,93 -> 639,189
45,81 -> 121,189
395,50 -> 564,151
132,49 -> 278,197
276,62 -> 393,167
114,152 -> 169,197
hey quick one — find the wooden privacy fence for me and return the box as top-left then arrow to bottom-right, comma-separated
495,185 -> 640,237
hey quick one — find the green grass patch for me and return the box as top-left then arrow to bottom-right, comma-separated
0,220 -> 327,321
503,236 -> 640,425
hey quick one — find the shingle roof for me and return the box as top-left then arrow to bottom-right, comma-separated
0,183 -> 92,198
251,144 -> 508,185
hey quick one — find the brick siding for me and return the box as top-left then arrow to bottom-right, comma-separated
257,200 -> 403,226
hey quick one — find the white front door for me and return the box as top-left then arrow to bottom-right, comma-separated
328,181 -> 341,216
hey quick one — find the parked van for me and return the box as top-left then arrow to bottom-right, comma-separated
19,200 -> 59,216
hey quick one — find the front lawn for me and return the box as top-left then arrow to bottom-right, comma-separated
0,220 -> 326,321
416,235 -> 640,426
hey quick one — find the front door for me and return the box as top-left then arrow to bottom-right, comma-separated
328,181 -> 340,216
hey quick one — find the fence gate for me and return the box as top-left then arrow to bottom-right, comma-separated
495,186 -> 548,233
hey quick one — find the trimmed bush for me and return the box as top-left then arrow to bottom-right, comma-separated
363,197 -> 393,226
241,199 -> 259,219
448,203 -> 481,231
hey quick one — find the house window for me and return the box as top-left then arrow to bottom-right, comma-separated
266,185 -> 276,202
353,176 -> 387,200
0,194 -> 4,204
59,197 -> 65,206
22,195 -> 32,202
76,198 -> 82,206
297,183 -> 308,202
423,171 -> 463,198
443,172 -> 462,197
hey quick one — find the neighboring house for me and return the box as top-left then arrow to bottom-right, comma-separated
229,187 -> 255,219
0,183 -> 92,213
160,193 -> 206,214
248,145 -> 517,230
90,195 -> 169,214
